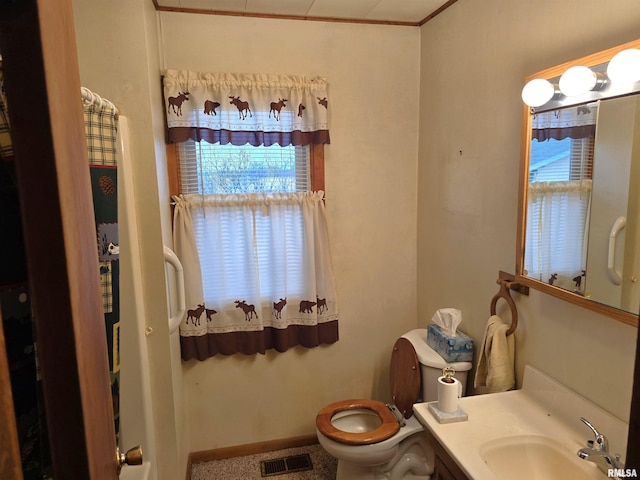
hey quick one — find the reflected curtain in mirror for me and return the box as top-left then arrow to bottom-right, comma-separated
524,105 -> 595,292
525,180 -> 591,290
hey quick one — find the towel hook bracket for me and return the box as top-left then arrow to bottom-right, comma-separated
490,271 -> 528,336
497,270 -> 529,295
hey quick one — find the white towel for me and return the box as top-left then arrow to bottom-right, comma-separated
474,315 -> 515,394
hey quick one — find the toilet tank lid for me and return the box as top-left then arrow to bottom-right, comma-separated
401,329 -> 472,372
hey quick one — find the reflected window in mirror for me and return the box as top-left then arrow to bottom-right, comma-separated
525,104 -> 595,293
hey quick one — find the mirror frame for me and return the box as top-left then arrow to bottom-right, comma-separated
516,38 -> 640,328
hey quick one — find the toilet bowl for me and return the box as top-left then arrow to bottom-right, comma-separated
315,328 -> 472,480
318,415 -> 433,479
316,399 -> 401,445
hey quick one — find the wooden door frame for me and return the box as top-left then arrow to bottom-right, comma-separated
0,310 -> 22,479
0,0 -> 118,478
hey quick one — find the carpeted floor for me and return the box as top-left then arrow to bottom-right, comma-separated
191,444 -> 337,480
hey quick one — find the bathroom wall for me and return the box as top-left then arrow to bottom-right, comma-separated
71,0 -> 419,462
417,0 -> 640,422
159,13 -> 420,451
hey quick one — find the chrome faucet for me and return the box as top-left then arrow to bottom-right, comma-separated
577,417 -> 624,475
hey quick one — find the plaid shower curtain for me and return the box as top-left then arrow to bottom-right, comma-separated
82,94 -> 121,440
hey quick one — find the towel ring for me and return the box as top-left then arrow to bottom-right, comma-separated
490,279 -> 518,336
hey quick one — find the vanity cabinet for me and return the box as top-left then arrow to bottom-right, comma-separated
424,427 -> 470,480
433,456 -> 458,480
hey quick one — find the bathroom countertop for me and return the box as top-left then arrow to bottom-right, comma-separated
413,365 -> 628,480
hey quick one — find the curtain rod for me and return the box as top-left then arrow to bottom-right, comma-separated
81,86 -> 120,114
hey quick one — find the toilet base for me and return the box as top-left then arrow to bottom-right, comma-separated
333,432 -> 434,480
336,461 -> 374,479
337,459 -> 431,480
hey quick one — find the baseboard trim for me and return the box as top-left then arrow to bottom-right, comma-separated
186,433 -> 319,477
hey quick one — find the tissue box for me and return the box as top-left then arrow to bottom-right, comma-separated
426,323 -> 474,363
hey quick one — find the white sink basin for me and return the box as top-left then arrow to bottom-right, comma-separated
479,435 -> 602,479
413,365 -> 628,480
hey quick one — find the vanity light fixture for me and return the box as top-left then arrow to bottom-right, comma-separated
606,48 -> 640,83
522,47 -> 640,109
521,78 -> 556,108
558,66 -> 601,97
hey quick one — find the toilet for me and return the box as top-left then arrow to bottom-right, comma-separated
315,328 -> 472,480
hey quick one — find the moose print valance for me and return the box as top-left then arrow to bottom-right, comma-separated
162,70 -> 330,147
531,103 -> 597,142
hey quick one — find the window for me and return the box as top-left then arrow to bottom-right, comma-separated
175,140 -> 318,195
529,136 -> 594,183
168,142 -> 324,197
525,134 -> 594,289
163,70 -> 337,359
169,141 -> 325,304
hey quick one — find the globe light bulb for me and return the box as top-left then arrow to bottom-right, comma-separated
521,78 -> 555,107
559,66 -> 597,97
607,48 -> 640,84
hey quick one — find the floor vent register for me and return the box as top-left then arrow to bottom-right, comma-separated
260,453 -> 313,477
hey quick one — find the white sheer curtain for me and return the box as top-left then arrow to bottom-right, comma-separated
525,180 -> 591,290
173,191 -> 339,359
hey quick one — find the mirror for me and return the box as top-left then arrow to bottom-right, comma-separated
516,39 -> 640,327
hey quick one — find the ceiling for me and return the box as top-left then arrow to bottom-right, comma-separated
153,0 -> 456,26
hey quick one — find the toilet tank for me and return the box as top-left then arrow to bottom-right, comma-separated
402,329 -> 472,402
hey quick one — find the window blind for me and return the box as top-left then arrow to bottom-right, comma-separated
177,140 -> 310,195
526,134 -> 594,287
175,140 -> 314,304
529,136 -> 594,183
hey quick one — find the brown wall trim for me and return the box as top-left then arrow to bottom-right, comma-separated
152,0 -> 457,27
419,0 -> 459,25
188,434 -> 319,468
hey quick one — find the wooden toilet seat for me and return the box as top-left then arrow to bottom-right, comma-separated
315,399 -> 400,445
316,337 -> 421,446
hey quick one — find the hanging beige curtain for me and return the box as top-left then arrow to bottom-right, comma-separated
173,191 -> 339,360
162,70 -> 330,146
